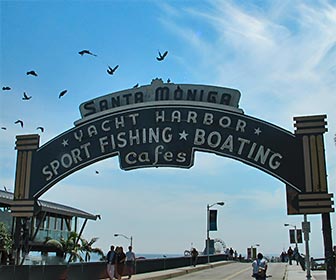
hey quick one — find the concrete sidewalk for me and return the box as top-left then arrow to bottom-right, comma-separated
115,261 -> 327,280
130,261 -> 231,280
284,263 -> 326,280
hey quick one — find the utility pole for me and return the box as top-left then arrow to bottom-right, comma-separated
321,213 -> 336,280
302,215 -> 311,280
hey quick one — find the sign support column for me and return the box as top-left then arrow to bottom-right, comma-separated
294,115 -> 335,280
12,134 -> 40,264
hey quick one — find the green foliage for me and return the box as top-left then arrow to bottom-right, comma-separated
45,232 -> 104,263
0,222 -> 13,254
81,236 -> 105,262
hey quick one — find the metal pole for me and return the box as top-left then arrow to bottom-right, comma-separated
206,202 -> 224,264
207,204 -> 210,264
321,213 -> 335,280
303,214 -> 312,280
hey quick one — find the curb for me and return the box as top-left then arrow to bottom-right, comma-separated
131,261 -> 233,280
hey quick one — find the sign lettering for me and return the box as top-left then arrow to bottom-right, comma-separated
78,79 -> 242,120
30,104 -> 305,198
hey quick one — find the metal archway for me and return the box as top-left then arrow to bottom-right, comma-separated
11,80 -> 334,277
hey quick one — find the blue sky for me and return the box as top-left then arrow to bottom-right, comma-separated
1,0 -> 335,258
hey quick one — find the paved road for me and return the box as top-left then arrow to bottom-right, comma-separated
169,262 -> 287,280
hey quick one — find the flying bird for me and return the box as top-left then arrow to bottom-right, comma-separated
2,86 -> 11,91
22,92 -> 32,100
36,126 -> 44,133
14,120 -> 24,128
156,50 -> 168,61
107,65 -> 119,75
1,127 -> 7,130
78,50 -> 97,56
26,70 -> 38,76
95,170 -> 99,174
59,89 -> 68,98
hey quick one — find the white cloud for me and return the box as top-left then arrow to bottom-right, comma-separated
160,0 -> 336,111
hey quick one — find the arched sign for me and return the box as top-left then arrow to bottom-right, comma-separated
26,79 -> 306,198
11,79 -> 335,278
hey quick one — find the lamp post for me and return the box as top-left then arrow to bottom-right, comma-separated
207,201 -> 224,264
114,233 -> 133,247
284,223 -> 298,249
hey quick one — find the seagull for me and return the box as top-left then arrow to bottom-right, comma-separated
36,126 -> 44,133
26,70 -> 38,76
78,50 -> 97,56
156,50 -> 168,61
107,65 -> 119,75
15,120 -> 24,128
2,86 -> 11,91
22,92 -> 32,100
59,89 -> 68,98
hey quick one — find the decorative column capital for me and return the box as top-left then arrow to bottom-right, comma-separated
294,115 -> 327,135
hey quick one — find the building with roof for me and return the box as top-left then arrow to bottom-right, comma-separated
0,189 -> 99,261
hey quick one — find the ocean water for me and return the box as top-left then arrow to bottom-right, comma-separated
131,253 -> 182,259
24,252 -> 183,265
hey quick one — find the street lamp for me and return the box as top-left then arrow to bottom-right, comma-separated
207,201 -> 225,263
114,233 -> 133,247
284,223 -> 298,249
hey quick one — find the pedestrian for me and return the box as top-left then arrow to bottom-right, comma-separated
191,248 -> 198,267
115,246 -> 126,280
125,246 -> 136,279
106,245 -> 116,280
234,250 -> 238,260
287,246 -> 293,265
252,253 -> 268,280
229,247 -> 234,260
293,246 -> 299,265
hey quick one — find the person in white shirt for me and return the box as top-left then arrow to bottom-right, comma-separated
252,253 -> 268,280
125,246 -> 136,279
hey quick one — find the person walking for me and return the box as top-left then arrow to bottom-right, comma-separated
191,248 -> 198,267
229,247 -> 234,260
125,246 -> 136,279
106,245 -> 116,280
252,253 -> 268,280
287,246 -> 293,265
115,246 -> 126,280
293,246 -> 299,265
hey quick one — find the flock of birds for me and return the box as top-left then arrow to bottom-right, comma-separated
1,49 -> 169,132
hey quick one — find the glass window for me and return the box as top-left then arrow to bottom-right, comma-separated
55,217 -> 61,231
49,217 -> 55,230
45,216 -> 50,229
